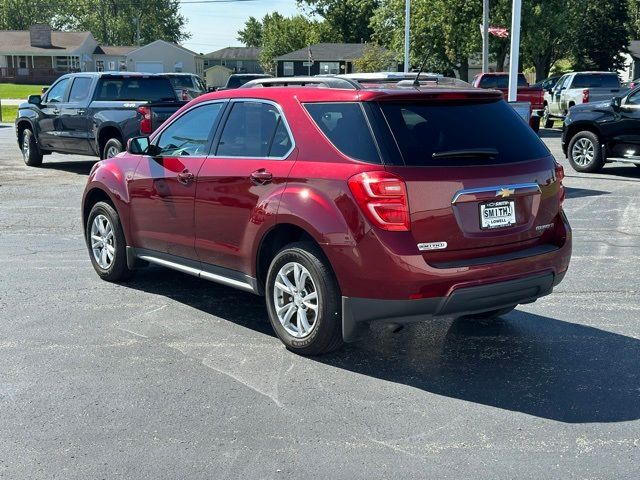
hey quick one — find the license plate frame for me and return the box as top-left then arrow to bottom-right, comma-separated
479,200 -> 516,230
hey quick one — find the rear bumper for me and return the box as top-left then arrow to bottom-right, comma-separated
342,270 -> 565,342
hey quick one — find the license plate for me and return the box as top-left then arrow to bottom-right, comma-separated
480,200 -> 516,229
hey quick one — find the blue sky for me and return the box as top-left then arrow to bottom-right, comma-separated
180,0 -> 301,54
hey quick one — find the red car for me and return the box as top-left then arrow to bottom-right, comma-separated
82,76 -> 571,355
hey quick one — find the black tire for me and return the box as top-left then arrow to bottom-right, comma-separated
103,138 -> 123,159
265,242 -> 343,355
85,201 -> 132,282
530,115 -> 540,133
542,105 -> 554,128
21,128 -> 43,166
567,130 -> 604,173
459,305 -> 516,323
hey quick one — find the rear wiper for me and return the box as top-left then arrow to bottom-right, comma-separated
432,148 -> 498,159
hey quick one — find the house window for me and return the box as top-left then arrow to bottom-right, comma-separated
320,62 -> 340,75
55,56 -> 68,71
18,56 -> 28,68
96,60 -> 104,72
108,61 -> 116,71
283,61 -> 294,76
119,60 -> 126,71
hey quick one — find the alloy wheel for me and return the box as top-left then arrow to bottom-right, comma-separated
106,145 -> 120,158
273,262 -> 320,338
90,214 -> 115,269
22,135 -> 30,161
571,138 -> 595,166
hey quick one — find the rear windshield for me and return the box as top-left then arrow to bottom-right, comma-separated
379,100 -> 549,166
478,74 -> 528,89
227,75 -> 265,88
168,76 -> 194,89
95,77 -> 176,102
304,102 -> 380,164
571,73 -> 619,89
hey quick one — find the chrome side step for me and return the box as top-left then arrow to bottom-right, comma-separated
128,247 -> 258,294
608,157 -> 640,165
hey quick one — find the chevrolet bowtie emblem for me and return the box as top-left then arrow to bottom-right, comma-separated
497,187 -> 515,198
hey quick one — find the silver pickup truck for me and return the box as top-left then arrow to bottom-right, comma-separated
542,72 -> 623,127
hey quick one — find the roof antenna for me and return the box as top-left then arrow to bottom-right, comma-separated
412,54 -> 430,87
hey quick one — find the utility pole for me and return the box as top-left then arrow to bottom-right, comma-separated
403,0 -> 410,72
482,0 -> 489,73
135,16 -> 141,46
507,0 -> 522,102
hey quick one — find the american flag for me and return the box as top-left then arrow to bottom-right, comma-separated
308,46 -> 314,65
489,27 -> 509,38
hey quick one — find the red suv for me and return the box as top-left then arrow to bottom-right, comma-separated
82,77 -> 571,355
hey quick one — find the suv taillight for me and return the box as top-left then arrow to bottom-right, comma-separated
138,106 -> 152,134
555,161 -> 565,206
348,171 -> 410,231
582,89 -> 590,103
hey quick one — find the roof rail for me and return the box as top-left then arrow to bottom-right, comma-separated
240,76 -> 361,90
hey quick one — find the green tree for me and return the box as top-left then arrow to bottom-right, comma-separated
353,43 -> 397,72
297,0 -> 380,43
568,0 -> 629,71
237,16 -> 263,47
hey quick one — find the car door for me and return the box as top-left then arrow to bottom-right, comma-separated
36,77 -> 70,151
128,101 -> 226,259
59,75 -> 94,154
559,74 -> 573,113
550,75 -> 567,115
608,88 -> 640,158
194,99 -> 297,274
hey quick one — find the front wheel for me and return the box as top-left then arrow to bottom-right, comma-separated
103,138 -> 123,159
568,131 -> 604,173
265,242 -> 343,355
21,128 -> 43,166
85,201 -> 132,282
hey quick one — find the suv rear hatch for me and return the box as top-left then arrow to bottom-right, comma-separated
371,94 -> 564,264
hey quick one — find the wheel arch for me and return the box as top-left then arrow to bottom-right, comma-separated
565,122 -> 602,150
82,183 -> 132,245
16,118 -> 36,145
96,124 -> 124,158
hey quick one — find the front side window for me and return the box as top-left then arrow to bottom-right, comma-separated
155,103 -> 224,156
304,102 -> 380,164
45,78 -> 70,103
216,101 -> 292,158
68,77 -> 92,103
626,89 -> 640,106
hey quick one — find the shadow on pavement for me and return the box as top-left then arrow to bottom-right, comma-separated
564,186 -> 609,199
125,266 -> 640,424
40,160 -> 96,176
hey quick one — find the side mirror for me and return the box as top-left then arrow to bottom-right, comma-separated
207,86 -> 216,92
127,136 -> 150,155
611,96 -> 622,111
28,95 -> 42,105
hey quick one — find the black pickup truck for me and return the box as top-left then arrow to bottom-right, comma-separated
15,72 -> 186,166
562,86 -> 640,173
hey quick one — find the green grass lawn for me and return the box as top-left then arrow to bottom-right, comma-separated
0,105 -> 18,122
0,83 -> 47,99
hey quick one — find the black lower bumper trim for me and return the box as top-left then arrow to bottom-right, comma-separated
342,272 -> 558,342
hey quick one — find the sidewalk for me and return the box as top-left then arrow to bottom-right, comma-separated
0,99 -> 23,106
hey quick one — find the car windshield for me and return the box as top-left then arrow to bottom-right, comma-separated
95,77 -> 176,102
378,100 -> 549,166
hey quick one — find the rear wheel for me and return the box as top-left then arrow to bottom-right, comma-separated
21,128 -> 43,167
568,131 -> 604,173
103,138 -> 123,159
265,242 -> 343,355
459,306 -> 516,323
85,201 -> 132,282
542,105 -> 554,128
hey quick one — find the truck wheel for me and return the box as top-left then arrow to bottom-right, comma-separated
265,242 -> 343,356
85,201 -> 132,282
21,128 -> 43,167
103,138 -> 123,159
542,105 -> 554,128
568,131 -> 604,173
530,115 -> 540,133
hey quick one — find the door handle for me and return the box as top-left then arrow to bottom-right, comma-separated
250,168 -> 273,185
177,169 -> 195,185
77,109 -> 85,115
52,108 -> 60,114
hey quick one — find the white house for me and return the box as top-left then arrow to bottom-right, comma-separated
125,40 -> 204,76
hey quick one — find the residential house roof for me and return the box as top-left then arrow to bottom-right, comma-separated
127,39 -> 201,57
276,43 -> 369,62
204,47 -> 260,60
94,45 -> 137,56
0,30 -> 93,54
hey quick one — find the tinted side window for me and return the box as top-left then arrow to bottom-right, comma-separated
155,103 -> 224,156
379,100 -> 549,166
304,103 -> 380,164
45,78 -> 69,103
68,77 -> 92,103
626,89 -> 640,106
216,101 -> 290,158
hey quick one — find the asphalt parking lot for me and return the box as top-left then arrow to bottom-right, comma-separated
0,125 -> 638,479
